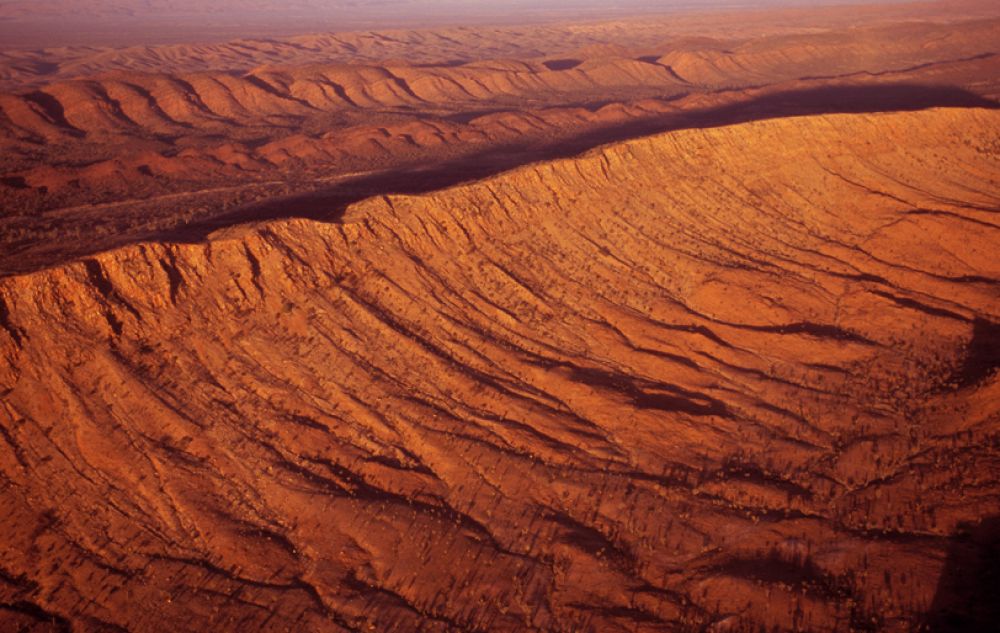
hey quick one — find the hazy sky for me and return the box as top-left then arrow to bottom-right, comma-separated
0,0 -> 908,48
0,0 -> 894,19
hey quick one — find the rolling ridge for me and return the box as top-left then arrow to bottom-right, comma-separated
0,58 -> 687,142
1,15 -> 998,278
3,18 -> 998,141
1,4 -> 998,86
1,108 -> 998,632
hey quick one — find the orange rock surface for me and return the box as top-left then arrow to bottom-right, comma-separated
1,11 -> 999,275
2,106 -> 998,631
1,3 -> 999,632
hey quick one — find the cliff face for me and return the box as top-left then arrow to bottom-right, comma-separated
2,14 -> 998,277
1,108 -> 999,631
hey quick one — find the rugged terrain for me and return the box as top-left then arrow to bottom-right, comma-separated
1,106 -> 999,631
1,2 -> 1000,632
1,6 -> 999,274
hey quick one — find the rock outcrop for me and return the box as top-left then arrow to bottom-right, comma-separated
1,107 -> 998,632
2,14 -> 998,276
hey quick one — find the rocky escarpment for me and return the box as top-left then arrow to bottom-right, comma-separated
1,108 -> 999,632
2,14 -> 998,278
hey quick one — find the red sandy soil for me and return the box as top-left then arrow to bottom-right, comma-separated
0,3 -> 999,633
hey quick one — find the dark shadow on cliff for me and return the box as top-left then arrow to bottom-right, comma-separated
164,83 -> 997,241
925,516 -> 1000,632
958,319 -> 1000,387
1,82 -> 996,275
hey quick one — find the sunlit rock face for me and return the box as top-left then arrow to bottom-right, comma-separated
1,105 -> 998,632
2,2 -> 1000,631
1,9 -> 998,275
